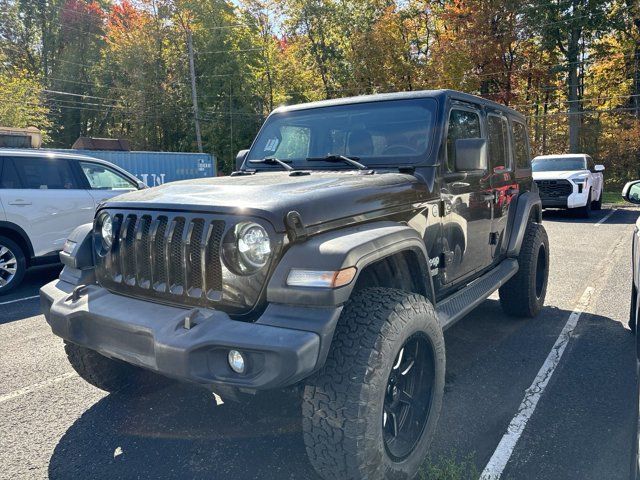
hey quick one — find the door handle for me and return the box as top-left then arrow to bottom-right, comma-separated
8,199 -> 32,206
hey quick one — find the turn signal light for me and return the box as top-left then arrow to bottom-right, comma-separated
286,267 -> 357,288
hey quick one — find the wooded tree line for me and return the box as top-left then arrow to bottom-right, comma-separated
0,0 -> 639,186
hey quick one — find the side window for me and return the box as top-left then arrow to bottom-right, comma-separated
487,114 -> 510,171
12,157 -> 78,189
511,121 -> 530,169
79,162 -> 137,190
447,109 -> 481,172
0,158 -> 23,188
586,156 -> 594,171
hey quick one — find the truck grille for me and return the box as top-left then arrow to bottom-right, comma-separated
535,179 -> 572,198
95,210 -> 227,307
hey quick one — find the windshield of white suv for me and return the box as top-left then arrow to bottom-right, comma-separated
532,157 -> 587,172
246,98 -> 437,169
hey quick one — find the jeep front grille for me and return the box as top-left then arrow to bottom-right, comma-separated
535,179 -> 572,198
95,210 -> 230,308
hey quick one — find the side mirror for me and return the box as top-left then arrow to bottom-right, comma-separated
235,149 -> 249,171
454,138 -> 487,172
594,164 -> 605,172
623,180 -> 640,205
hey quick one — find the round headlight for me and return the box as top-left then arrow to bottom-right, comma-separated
237,223 -> 271,271
100,213 -> 113,248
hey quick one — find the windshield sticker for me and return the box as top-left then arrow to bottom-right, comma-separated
264,138 -> 279,152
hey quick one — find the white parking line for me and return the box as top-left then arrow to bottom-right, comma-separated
0,295 -> 39,306
0,372 -> 78,404
594,208 -> 617,226
480,286 -> 594,480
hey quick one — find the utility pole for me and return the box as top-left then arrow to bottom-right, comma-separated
186,28 -> 203,153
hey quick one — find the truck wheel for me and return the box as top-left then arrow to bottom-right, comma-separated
591,190 -> 602,211
65,341 -> 163,393
499,222 -> 549,317
302,288 -> 445,480
630,284 -> 637,334
577,188 -> 592,218
0,236 -> 26,294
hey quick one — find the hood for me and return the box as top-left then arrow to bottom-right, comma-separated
532,170 -> 589,181
103,170 -> 433,232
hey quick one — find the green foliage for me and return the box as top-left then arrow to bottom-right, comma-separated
0,0 -> 638,178
0,68 -> 51,139
419,451 -> 479,480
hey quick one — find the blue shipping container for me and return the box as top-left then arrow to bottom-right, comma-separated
49,149 -> 216,186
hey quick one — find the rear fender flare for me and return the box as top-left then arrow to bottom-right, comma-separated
267,221 -> 435,307
506,191 -> 542,258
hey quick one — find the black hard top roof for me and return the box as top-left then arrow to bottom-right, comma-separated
272,89 -> 526,121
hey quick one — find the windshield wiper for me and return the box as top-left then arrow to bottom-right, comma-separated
248,157 -> 293,171
306,154 -> 368,170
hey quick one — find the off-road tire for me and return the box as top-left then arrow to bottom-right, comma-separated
499,221 -> 549,317
591,189 -> 602,210
302,287 -> 445,480
577,188 -> 592,218
0,235 -> 26,294
65,341 -> 163,393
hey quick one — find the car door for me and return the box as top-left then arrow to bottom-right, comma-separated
0,156 -> 95,257
586,155 -> 602,199
74,160 -> 139,205
486,111 -> 518,260
441,103 -> 493,284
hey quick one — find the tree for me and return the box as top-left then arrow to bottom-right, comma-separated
0,68 -> 51,138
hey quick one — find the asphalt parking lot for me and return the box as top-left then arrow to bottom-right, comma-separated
1,205 -> 638,480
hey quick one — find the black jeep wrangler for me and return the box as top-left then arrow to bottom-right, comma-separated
40,89 -> 548,480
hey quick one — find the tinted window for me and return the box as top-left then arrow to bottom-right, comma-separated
79,162 -> 137,190
247,98 -> 437,168
0,158 -> 23,188
12,157 -> 78,189
487,114 -> 510,170
511,121 -> 530,169
531,157 -> 587,172
447,109 -> 481,172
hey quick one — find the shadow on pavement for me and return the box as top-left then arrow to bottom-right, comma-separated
49,384 -> 317,480
542,206 -> 638,225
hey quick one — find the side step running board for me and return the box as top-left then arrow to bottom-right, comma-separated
436,258 -> 519,330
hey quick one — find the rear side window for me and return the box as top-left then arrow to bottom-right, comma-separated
447,109 -> 482,172
487,114 -> 510,170
12,157 -> 78,189
79,162 -> 137,190
511,121 -> 530,169
0,158 -> 23,188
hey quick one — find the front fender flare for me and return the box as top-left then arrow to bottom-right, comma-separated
267,221 -> 435,307
506,190 -> 542,258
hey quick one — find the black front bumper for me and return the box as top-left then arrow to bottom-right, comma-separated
540,196 -> 569,208
40,280 -> 342,390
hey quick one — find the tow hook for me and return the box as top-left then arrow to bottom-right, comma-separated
183,308 -> 201,330
67,284 -> 89,303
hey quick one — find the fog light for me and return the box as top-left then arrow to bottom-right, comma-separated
228,350 -> 246,374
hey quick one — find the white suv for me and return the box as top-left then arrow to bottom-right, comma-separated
532,154 -> 605,217
0,149 -> 144,292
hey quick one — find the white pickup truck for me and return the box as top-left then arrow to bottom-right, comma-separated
532,154 -> 605,217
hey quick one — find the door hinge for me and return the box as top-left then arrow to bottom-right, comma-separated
438,200 -> 446,217
489,232 -> 499,245
442,250 -> 455,266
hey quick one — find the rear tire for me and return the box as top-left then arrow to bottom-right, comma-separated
499,222 -> 549,317
0,236 -> 26,294
302,288 -> 445,480
65,341 -> 165,393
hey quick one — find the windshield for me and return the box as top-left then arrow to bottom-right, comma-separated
532,157 -> 587,172
246,98 -> 437,169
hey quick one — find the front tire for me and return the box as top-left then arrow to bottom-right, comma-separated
499,221 -> 550,317
65,341 -> 164,393
577,188 -> 592,218
302,288 -> 445,480
0,236 -> 26,294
